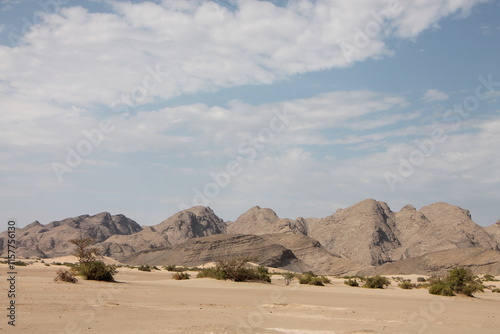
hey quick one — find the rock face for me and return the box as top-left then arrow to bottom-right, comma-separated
0,212 -> 142,258
123,234 -> 308,272
308,199 -> 401,266
226,206 -> 308,235
485,219 -> 500,244
2,200 -> 498,275
358,247 -> 500,276
153,206 -> 227,247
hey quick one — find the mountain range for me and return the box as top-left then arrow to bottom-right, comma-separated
2,199 -> 499,275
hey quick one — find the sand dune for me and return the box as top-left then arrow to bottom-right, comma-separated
2,263 -> 499,334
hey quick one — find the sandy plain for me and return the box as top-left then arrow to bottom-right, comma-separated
1,259 -> 500,334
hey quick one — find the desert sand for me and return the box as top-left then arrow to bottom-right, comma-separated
2,261 -> 500,334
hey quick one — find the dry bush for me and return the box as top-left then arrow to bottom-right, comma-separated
54,268 -> 78,283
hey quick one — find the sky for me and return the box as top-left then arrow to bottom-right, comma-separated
0,0 -> 499,228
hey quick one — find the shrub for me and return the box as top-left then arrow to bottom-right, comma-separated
392,277 -> 404,283
363,275 -> 390,289
172,272 -> 190,280
399,281 -> 416,289
428,268 -> 484,297
282,272 -> 295,286
483,274 -> 497,282
298,272 -> 330,286
197,267 -> 227,280
196,258 -> 271,283
344,278 -> 359,287
165,265 -> 176,271
78,261 -> 117,282
138,265 -> 152,272
492,288 -> 500,293
12,260 -> 28,266
417,277 -> 427,283
54,269 -> 78,283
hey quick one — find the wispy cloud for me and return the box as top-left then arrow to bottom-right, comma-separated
422,89 -> 450,102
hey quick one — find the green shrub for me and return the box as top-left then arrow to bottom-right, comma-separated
172,272 -> 190,280
428,268 -> 484,297
197,267 -> 227,280
492,288 -> 500,293
282,272 -> 295,286
78,261 -> 117,282
399,281 -> 415,289
298,272 -> 329,286
344,278 -> 359,287
196,259 -> 271,283
165,265 -> 176,271
363,275 -> 390,289
54,269 -> 78,283
11,260 -> 28,266
417,277 -> 427,282
138,265 -> 152,272
483,274 -> 497,282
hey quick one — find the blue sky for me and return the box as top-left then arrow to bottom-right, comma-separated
1,0 -> 499,228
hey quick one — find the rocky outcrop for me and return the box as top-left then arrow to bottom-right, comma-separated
308,199 -> 401,266
153,206 -> 226,246
226,206 -> 308,235
122,234 -> 308,272
358,248 -> 500,276
0,212 -> 142,258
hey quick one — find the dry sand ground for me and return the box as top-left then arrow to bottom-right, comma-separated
1,260 -> 500,334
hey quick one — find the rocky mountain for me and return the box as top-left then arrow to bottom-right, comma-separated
0,212 -> 142,258
227,206 -> 308,235
485,219 -> 500,244
153,206 -> 226,246
2,200 -> 499,275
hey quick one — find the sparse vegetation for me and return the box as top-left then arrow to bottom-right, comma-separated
298,272 -> 331,286
138,265 -> 152,272
492,288 -> 500,293
54,268 -> 78,283
417,277 -> 427,283
196,258 -> 271,283
399,281 -> 416,290
428,268 -> 484,297
282,272 -> 295,286
70,237 -> 117,282
172,272 -> 191,280
482,274 -> 498,282
363,275 -> 390,289
344,278 -> 359,287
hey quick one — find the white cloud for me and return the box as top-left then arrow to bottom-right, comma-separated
422,89 -> 450,102
0,0 -> 484,108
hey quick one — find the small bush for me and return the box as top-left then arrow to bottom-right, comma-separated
344,278 -> 359,287
417,277 -> 427,283
428,280 -> 455,296
298,272 -> 330,286
45,263 -> 50,266
197,267 -> 227,280
54,269 -> 78,283
196,259 -> 271,283
483,274 -> 497,282
399,281 -> 416,289
392,277 -> 404,283
492,288 -> 500,293
363,275 -> 390,289
78,261 -> 117,282
138,265 -> 152,272
165,265 -> 176,271
172,272 -> 190,280
282,272 -> 295,286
